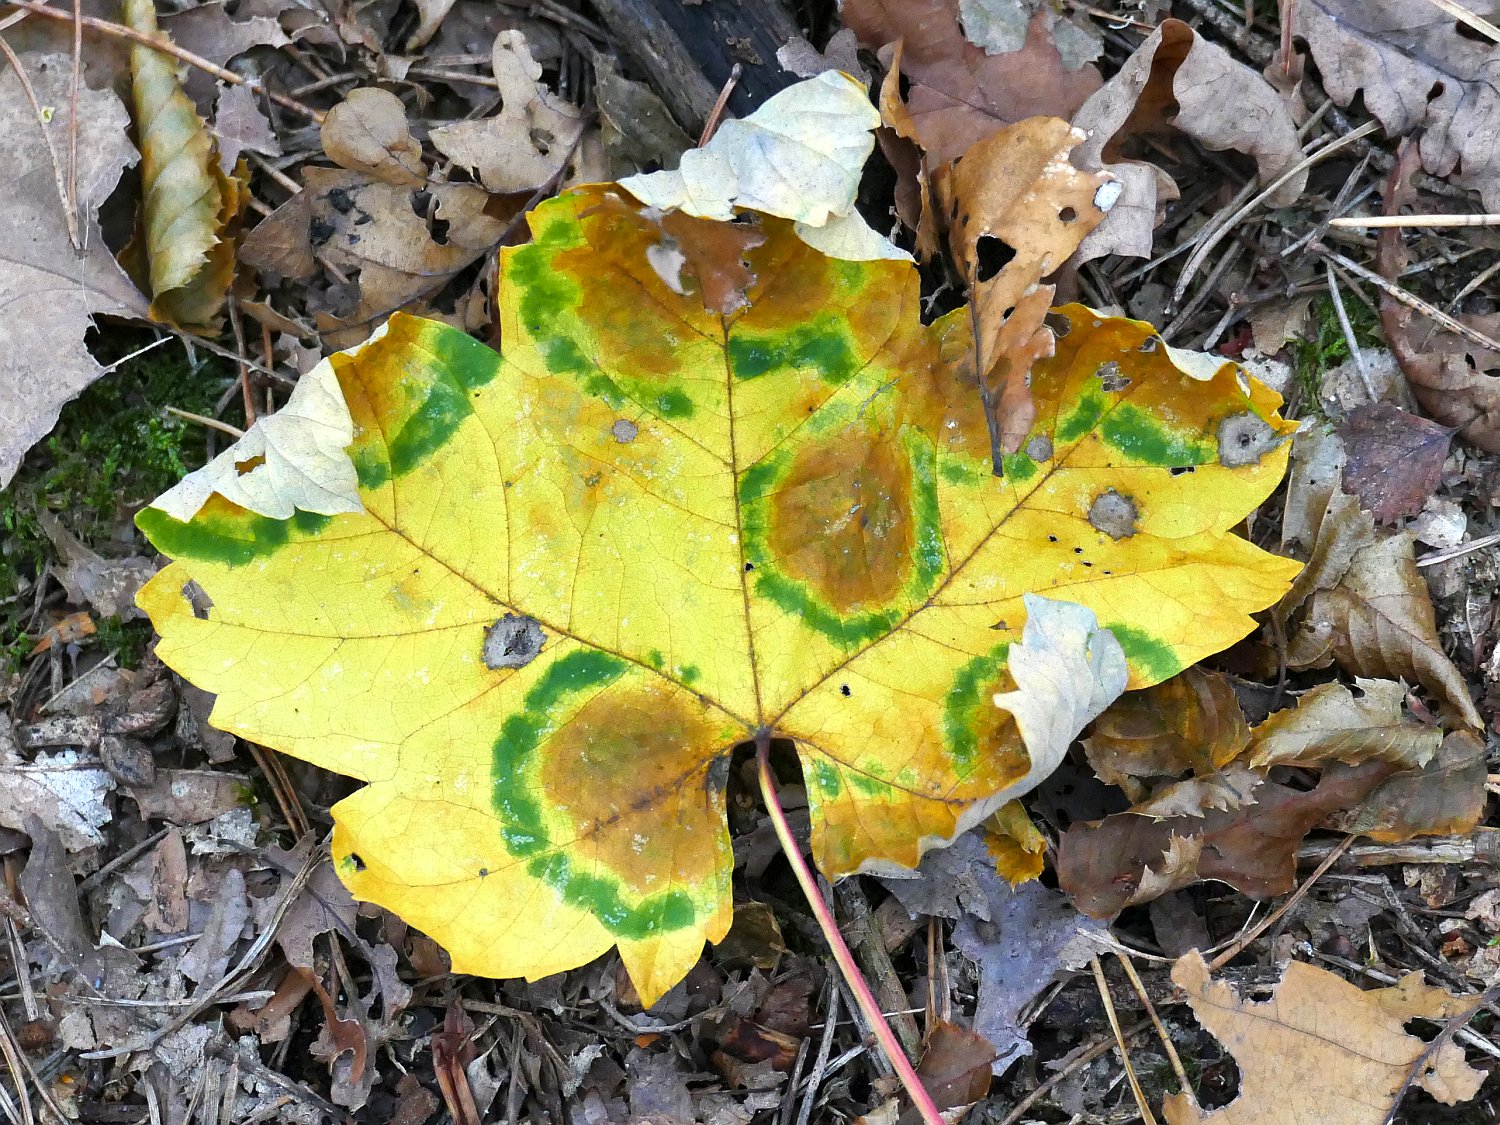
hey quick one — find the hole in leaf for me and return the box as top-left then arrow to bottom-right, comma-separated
840,684 -> 852,697
974,235 -> 1017,283
1059,206 -> 1077,222
234,455 -> 265,476
348,853 -> 366,872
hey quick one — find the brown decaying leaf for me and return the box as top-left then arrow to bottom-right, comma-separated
843,0 -> 1101,166
430,30 -> 602,193
1336,403 -> 1454,523
321,88 -> 427,187
594,52 -> 692,177
1376,140 -> 1500,453
1164,950 -> 1485,1124
1291,0 -> 1500,211
243,167 -> 512,348
1327,730 -> 1488,843
213,84 -> 282,176
1083,666 -> 1249,796
931,117 -> 1112,456
1069,19 -> 1306,264
124,0 -> 244,329
0,54 -> 147,487
1057,762 -> 1394,918
914,1020 -> 994,1116
1280,424 -> 1346,552
1246,679 -> 1441,771
1282,489 -> 1483,729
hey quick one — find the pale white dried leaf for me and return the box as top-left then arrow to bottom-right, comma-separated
0,734 -> 116,852
150,352 -> 362,521
621,71 -> 909,261
992,594 -> 1129,802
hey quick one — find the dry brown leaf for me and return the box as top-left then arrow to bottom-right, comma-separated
1164,950 -> 1485,1124
430,30 -> 596,193
594,53 -> 691,177
252,167 -> 509,348
1377,140 -> 1500,453
843,0 -> 1101,167
1280,423 -> 1346,552
1336,403 -> 1455,524
0,53 -> 148,486
1327,730 -> 1488,843
1283,489 -> 1483,729
321,88 -> 426,187
1246,679 -> 1441,771
1083,666 -> 1249,796
1070,19 -> 1306,264
930,117 -> 1114,456
213,83 -> 282,175
1057,762 -> 1393,918
916,1020 -> 994,1114
1291,0 -> 1500,210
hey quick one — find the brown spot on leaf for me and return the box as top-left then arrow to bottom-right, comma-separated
768,432 -> 913,613
482,614 -> 545,669
537,686 -> 726,893
1087,489 -> 1138,540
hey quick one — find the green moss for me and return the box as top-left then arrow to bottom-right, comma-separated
1,330 -> 233,671
1286,294 -> 1382,421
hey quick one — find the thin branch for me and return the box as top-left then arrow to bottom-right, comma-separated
5,0 -> 325,123
755,734 -> 944,1125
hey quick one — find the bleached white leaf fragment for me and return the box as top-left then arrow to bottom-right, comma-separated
0,740 -> 116,852
150,352 -> 363,522
990,594 -> 1129,801
620,71 -> 911,261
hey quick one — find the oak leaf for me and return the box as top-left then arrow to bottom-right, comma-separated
1164,950 -> 1485,1124
137,185 -> 1298,1003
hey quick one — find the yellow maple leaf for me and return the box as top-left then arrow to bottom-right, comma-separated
135,185 -> 1298,1003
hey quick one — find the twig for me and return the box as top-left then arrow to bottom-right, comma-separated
697,63 -> 742,147
795,977 -> 840,1125
1114,951 -> 1190,1092
1329,213 -> 1500,229
997,1019 -> 1153,1125
755,734 -> 944,1125
1209,835 -> 1355,971
1171,121 -> 1380,310
1090,957 -> 1157,1125
1313,241 -> 1500,353
1324,262 -> 1376,400
5,0 -> 325,123
165,406 -> 246,439
1420,0 -> 1500,42
1417,530 -> 1500,567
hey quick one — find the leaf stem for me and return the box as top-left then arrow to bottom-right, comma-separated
754,733 -> 944,1125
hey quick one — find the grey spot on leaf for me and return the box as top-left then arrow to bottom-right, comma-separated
1217,412 -> 1282,468
611,418 -> 639,444
1088,489 -> 1138,540
483,613 -> 546,669
1095,360 -> 1130,392
1024,435 -> 1053,462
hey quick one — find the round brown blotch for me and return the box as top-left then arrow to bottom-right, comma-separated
1088,489 -> 1139,540
1217,412 -> 1282,468
483,614 -> 545,670
611,418 -> 639,444
536,687 -> 728,894
1094,360 -> 1130,392
768,433 -> 914,614
1025,434 -> 1053,462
